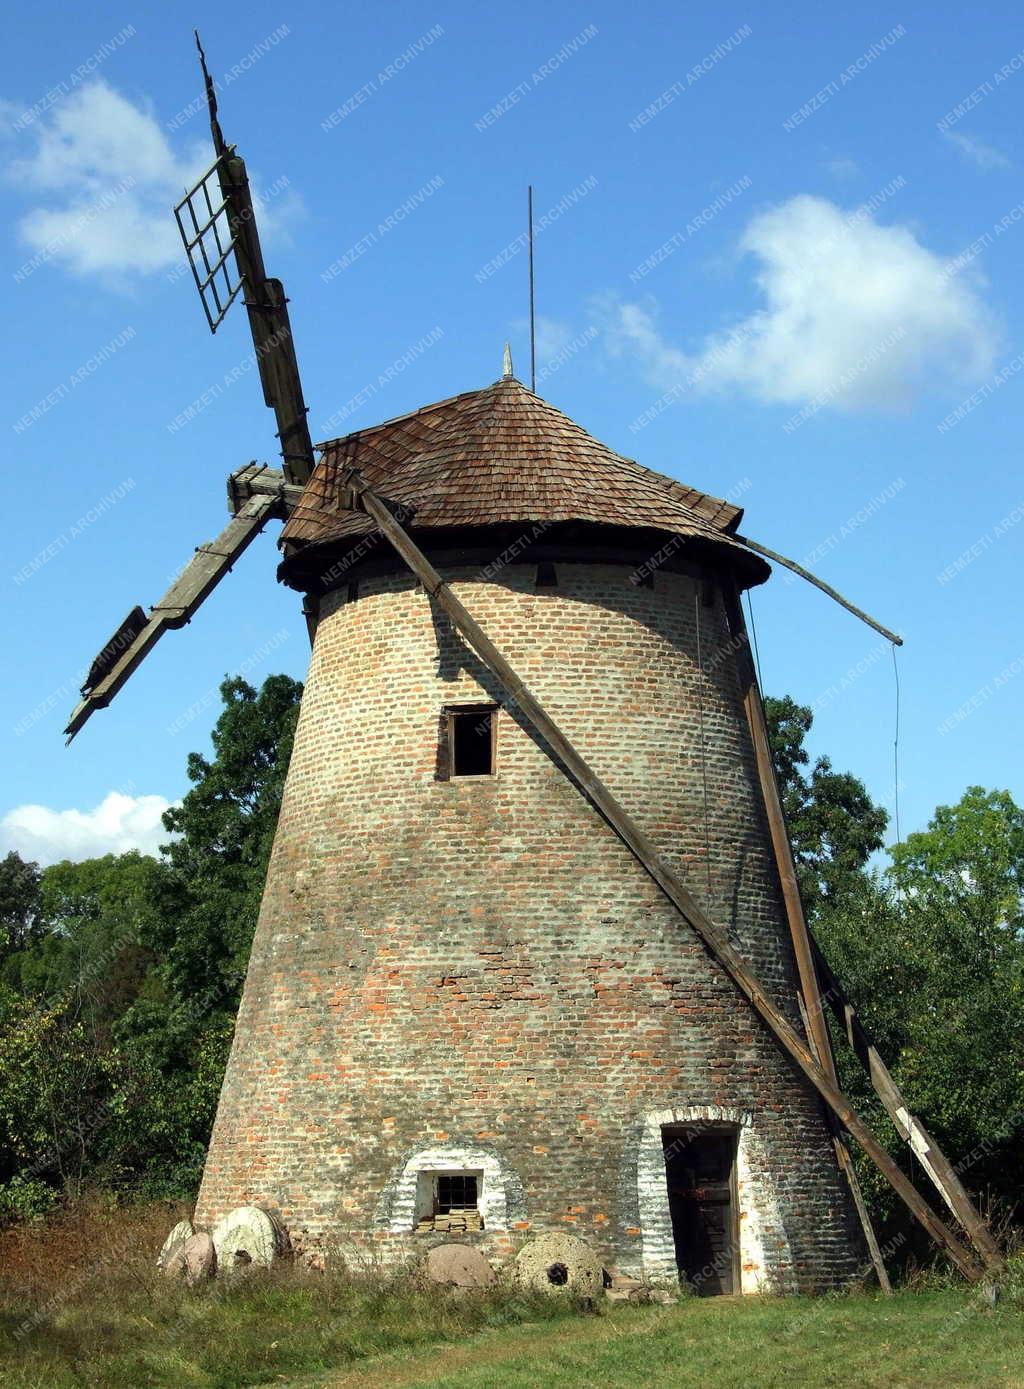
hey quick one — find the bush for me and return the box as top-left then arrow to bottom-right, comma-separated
0,1176 -> 57,1227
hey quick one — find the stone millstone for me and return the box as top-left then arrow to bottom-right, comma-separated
513,1234 -> 602,1299
211,1206 -> 284,1271
424,1243 -> 496,1289
157,1220 -> 195,1268
164,1231 -> 217,1286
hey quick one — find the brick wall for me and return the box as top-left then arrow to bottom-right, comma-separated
195,559 -> 861,1289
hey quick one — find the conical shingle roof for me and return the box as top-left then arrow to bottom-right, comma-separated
280,376 -> 764,581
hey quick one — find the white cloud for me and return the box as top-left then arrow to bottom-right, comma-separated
532,316 -> 574,362
942,130 -> 1011,171
0,791 -> 175,866
825,156 -> 861,181
601,194 -> 999,412
4,80 -> 300,281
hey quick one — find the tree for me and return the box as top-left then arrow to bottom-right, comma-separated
0,675 -> 303,1208
889,786 -> 1024,937
150,674 -> 302,1004
103,673 -> 303,1196
816,789 -> 1024,1237
15,854 -> 159,1034
0,852 -> 45,966
764,694 -> 888,918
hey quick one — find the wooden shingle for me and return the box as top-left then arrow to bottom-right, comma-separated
281,376 -> 750,560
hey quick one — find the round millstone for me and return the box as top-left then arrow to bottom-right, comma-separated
157,1220 -> 195,1268
163,1231 -> 217,1286
424,1243 -> 496,1289
211,1206 -> 285,1271
513,1234 -> 602,1299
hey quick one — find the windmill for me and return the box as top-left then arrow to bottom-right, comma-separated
65,37 -> 1002,1292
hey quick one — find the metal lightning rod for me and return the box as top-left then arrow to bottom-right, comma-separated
528,185 -> 536,391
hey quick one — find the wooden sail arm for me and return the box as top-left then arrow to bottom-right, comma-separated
64,493 -> 279,743
198,38 -> 313,486
339,468 -> 986,1282
176,34 -> 315,488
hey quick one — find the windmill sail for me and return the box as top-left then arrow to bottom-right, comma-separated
65,31 -> 321,742
64,488 -> 283,742
174,33 -> 314,487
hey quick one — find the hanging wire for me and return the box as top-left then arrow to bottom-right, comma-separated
892,641 -> 903,847
694,588 -> 713,895
745,589 -> 765,693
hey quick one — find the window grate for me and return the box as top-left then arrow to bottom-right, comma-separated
436,1173 -> 478,1213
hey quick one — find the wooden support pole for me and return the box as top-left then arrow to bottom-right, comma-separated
352,472 -> 984,1283
810,942 -> 1004,1273
726,586 -> 892,1292
733,534 -> 903,647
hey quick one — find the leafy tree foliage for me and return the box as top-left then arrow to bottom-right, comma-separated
764,694 -> 888,916
0,675 -> 301,1214
0,851 -> 45,963
0,851 -> 160,1207
151,674 -> 302,1004
817,789 -> 1024,1236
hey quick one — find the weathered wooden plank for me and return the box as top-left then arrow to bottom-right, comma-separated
225,462 -> 315,516
216,148 -> 314,487
64,494 -> 278,741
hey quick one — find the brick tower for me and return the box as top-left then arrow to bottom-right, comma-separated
195,374 -> 861,1292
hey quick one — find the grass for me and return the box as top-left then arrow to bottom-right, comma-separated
0,1200 -> 578,1388
293,1291 -> 1024,1389
1,1202 -> 1022,1388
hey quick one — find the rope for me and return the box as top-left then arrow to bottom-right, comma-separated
695,587 -> 713,895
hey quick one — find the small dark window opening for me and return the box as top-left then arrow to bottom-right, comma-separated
535,561 -> 558,587
546,1262 -> 569,1286
436,1173 -> 478,1213
448,706 -> 495,777
346,579 -> 359,603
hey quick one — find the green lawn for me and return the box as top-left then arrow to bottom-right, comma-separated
1,1207 -> 1021,1388
3,1283 -> 1022,1388
300,1293 -> 1024,1389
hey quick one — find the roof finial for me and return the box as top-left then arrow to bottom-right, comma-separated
502,342 -> 514,378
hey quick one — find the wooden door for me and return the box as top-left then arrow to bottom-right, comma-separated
662,1126 -> 739,1295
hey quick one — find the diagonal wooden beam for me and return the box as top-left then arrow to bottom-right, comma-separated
725,584 -> 892,1292
349,471 -> 985,1283
732,533 -> 902,646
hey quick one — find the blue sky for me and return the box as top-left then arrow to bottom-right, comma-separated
1,0 -> 1021,864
